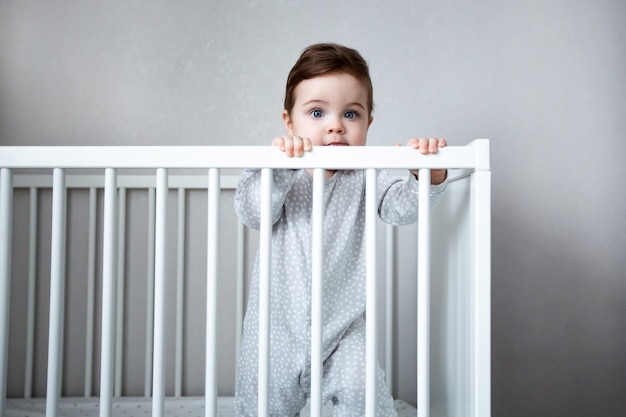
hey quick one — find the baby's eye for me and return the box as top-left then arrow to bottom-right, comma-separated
310,109 -> 324,118
344,110 -> 359,120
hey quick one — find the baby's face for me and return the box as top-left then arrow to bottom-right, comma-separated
283,72 -> 372,147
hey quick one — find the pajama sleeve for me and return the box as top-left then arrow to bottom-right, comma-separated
377,170 -> 447,226
234,168 -> 299,230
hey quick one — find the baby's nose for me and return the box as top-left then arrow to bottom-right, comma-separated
326,117 -> 345,133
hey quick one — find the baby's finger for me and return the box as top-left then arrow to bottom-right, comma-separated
285,136 -> 298,157
418,137 -> 430,154
291,136 -> 313,156
406,138 -> 419,149
302,138 -> 313,152
272,136 -> 286,151
276,135 -> 297,157
428,137 -> 447,153
428,137 -> 440,154
291,136 -> 306,156
405,137 -> 429,153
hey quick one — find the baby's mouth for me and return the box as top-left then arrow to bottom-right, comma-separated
326,143 -> 347,146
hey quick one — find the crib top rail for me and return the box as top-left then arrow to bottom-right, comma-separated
0,139 -> 490,170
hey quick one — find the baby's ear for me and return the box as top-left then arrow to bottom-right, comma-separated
282,110 -> 294,135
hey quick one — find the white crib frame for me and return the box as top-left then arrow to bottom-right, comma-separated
0,140 -> 491,417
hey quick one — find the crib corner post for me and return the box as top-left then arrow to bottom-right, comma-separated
0,168 -> 13,415
470,143 -> 491,417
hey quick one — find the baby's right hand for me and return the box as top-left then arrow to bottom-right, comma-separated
272,135 -> 312,157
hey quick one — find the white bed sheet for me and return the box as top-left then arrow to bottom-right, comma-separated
6,396 -> 417,416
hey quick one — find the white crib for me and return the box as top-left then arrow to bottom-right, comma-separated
0,141 -> 491,417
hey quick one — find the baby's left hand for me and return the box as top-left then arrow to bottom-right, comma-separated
404,137 -> 448,185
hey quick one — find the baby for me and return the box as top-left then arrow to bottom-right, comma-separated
234,43 -> 447,417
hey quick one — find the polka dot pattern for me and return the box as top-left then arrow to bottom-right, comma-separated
234,169 -> 446,417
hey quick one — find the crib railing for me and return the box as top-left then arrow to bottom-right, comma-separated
0,141 -> 491,417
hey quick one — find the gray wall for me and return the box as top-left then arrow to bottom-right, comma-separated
1,0 -> 624,416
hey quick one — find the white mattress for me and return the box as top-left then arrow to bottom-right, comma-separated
6,396 -> 417,416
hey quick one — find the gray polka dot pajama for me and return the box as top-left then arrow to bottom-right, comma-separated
234,169 -> 446,417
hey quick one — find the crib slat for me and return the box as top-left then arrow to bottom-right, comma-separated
385,223 -> 394,392
84,187 -> 97,397
235,219 -> 245,361
46,169 -> 67,416
365,168 -> 378,417
100,169 -> 118,417
24,187 -> 37,398
310,168 -> 325,417
175,188 -> 186,398
205,168 -> 220,417
115,188 -> 127,397
258,168 -> 272,417
0,168 -> 13,415
417,169 -> 431,417
144,187 -> 156,397
153,168 -> 168,417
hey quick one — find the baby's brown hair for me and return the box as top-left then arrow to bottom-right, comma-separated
283,43 -> 374,116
